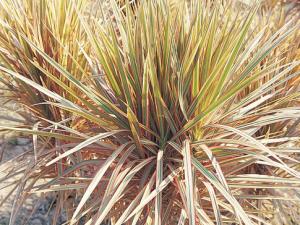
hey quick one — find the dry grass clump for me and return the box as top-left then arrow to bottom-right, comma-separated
0,0 -> 93,124
0,0 -> 299,224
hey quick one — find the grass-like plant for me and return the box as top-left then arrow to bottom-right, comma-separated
0,0 -> 300,224
0,0 -> 92,124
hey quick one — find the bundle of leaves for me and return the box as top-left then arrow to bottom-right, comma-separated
0,0 -> 92,125
0,0 -> 299,224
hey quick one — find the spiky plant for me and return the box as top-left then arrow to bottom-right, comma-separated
0,0 -> 300,224
0,0 -> 95,223
0,0 -> 93,125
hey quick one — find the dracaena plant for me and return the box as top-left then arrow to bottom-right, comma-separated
0,0 -> 300,224
0,0 -> 92,125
